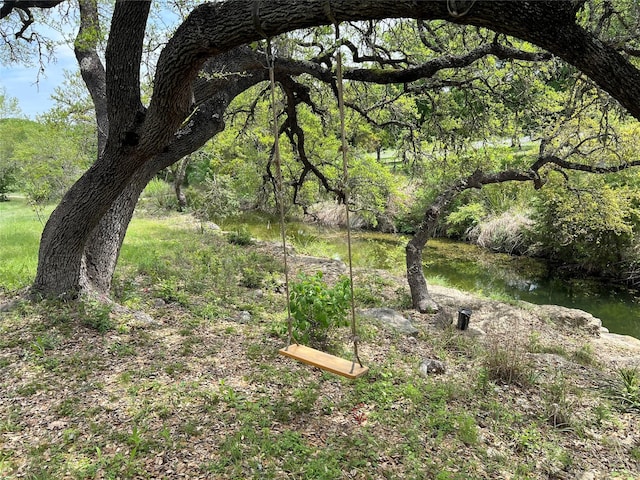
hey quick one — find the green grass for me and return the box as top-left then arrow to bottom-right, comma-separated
0,196 -> 53,292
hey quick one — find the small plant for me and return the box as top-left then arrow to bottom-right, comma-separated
543,373 -> 574,429
288,228 -> 319,249
393,286 -> 413,309
239,267 -> 264,288
80,299 -> 114,333
30,334 -> 57,356
570,344 -> 597,366
289,271 -> 351,346
610,367 -> 640,412
527,332 -> 566,356
226,228 -> 254,246
483,338 -> 535,387
156,277 -> 188,305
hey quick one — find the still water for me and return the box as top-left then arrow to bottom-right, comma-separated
225,215 -> 640,339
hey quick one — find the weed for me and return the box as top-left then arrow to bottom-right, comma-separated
180,421 -> 202,437
30,334 -> 57,356
514,426 -> 543,453
393,286 -> 413,309
543,373 -> 574,429
156,277 -> 189,305
0,406 -> 22,433
164,362 -> 188,377
53,398 -> 78,417
609,367 -> 640,412
227,228 -> 254,245
483,336 -> 534,386
79,299 -> 113,333
527,332 -> 566,356
456,414 -> 479,445
239,267 -> 264,288
570,343 -> 597,366
592,402 -> 612,426
288,271 -> 351,346
108,341 -> 136,357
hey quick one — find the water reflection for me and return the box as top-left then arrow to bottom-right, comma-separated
224,215 -> 640,339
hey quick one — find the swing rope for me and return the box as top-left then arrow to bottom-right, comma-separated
266,42 -> 295,348
334,21 -> 364,369
253,0 -> 295,347
255,0 -> 367,377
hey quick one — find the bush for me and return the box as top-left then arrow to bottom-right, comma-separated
142,178 -> 179,211
191,175 -> 240,223
467,208 -> 534,255
529,176 -> 639,275
289,271 -> 351,346
226,228 -> 254,246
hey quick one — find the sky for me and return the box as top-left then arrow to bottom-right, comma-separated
0,44 -> 76,119
0,4 -> 181,119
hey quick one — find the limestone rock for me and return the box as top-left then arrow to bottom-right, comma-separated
419,358 -> 446,375
432,306 -> 454,329
360,307 -> 418,336
536,305 -> 602,335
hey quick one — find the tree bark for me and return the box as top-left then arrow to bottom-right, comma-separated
79,51 -> 265,295
173,156 -> 190,211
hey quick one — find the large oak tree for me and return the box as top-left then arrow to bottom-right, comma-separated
3,0 -> 640,300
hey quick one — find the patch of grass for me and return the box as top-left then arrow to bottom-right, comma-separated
609,367 -> 640,412
570,343 -> 597,366
108,340 -> 137,357
0,198 -> 53,292
542,373 -> 574,429
527,332 -> 567,356
79,298 -> 114,333
483,338 -> 536,387
226,228 -> 254,246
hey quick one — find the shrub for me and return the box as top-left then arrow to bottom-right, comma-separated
191,175 -> 240,223
142,178 -> 178,211
226,228 -> 254,246
467,208 -> 534,255
289,271 -> 351,346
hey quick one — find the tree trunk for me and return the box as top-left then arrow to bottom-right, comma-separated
77,66 -> 259,295
174,156 -> 190,211
81,173 -> 147,294
406,232 -> 439,313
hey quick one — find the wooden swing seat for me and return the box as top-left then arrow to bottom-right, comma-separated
279,344 -> 369,379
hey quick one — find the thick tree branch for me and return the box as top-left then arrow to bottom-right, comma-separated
532,155 -> 640,175
75,0 -> 107,155
0,0 -> 62,20
104,0 -> 150,151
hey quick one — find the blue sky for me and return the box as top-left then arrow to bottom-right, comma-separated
0,44 -> 76,119
0,4 -> 180,119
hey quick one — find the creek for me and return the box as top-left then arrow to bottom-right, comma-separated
224,214 -> 640,340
